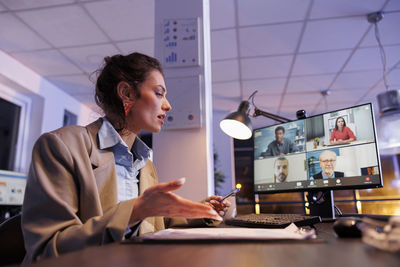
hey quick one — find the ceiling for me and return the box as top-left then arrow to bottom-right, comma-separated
1,0 -> 400,127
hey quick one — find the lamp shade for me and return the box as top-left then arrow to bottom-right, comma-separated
219,101 -> 253,140
377,89 -> 400,155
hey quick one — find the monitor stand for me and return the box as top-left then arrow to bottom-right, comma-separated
297,110 -> 336,221
307,190 -> 335,221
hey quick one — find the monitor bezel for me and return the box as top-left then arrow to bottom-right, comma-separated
253,102 -> 383,194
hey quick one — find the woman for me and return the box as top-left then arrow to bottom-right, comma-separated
329,116 -> 356,145
21,53 -> 228,263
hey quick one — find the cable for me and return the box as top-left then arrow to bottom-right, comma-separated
248,90 -> 258,108
372,17 -> 390,91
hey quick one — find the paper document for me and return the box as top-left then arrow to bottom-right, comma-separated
142,223 -> 316,240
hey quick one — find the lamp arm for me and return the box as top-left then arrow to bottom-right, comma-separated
252,108 -> 291,123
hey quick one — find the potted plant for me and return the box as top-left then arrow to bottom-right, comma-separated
313,137 -> 320,148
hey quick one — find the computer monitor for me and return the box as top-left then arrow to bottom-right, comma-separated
253,103 -> 382,217
0,170 -> 26,206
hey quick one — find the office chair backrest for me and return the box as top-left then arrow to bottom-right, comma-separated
0,213 -> 26,265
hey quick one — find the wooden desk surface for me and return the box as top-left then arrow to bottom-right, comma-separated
30,223 -> 400,267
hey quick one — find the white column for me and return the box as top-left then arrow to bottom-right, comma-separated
153,0 -> 214,200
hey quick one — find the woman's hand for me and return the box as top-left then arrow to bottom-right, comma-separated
204,195 -> 231,217
130,178 -> 223,225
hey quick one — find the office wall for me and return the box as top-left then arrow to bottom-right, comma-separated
213,110 -> 235,195
0,51 -> 96,172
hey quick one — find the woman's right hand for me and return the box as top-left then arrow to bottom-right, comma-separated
129,178 -> 223,225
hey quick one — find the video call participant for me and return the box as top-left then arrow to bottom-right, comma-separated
311,150 -> 344,180
21,53 -> 228,263
274,156 -> 289,183
262,126 -> 298,157
330,117 -> 356,145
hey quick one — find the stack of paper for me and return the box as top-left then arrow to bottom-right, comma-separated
142,223 -> 316,240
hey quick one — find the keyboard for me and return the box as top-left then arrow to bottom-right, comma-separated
225,213 -> 322,228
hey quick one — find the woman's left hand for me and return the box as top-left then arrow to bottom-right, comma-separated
204,195 -> 231,217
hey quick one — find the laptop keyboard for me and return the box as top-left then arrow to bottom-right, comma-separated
225,213 -> 322,228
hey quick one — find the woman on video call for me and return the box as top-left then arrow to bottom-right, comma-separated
21,53 -> 229,263
329,116 -> 356,145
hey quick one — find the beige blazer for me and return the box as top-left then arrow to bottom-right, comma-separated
22,119 -> 165,263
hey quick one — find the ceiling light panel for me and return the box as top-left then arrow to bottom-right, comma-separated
0,0 -> 75,10
10,49 -> 82,76
241,55 -> 293,79
46,74 -> 93,96
384,0 -> 400,11
299,17 -> 368,52
61,44 -> 120,74
84,0 -> 155,41
327,88 -> 371,104
16,5 -> 108,47
280,93 -> 322,114
309,0 -> 385,19
116,39 -> 155,56
210,0 -> 235,30
212,81 -> 241,98
239,23 -> 302,57
237,0 -> 310,26
311,102 -> 356,116
0,2 -> 7,11
286,74 -> 335,93
282,92 -> 322,106
292,50 -> 351,75
0,13 -> 51,52
212,98 -> 240,112
331,70 -> 382,90
211,29 -> 238,60
211,59 -> 239,82
344,45 -> 400,72
241,78 -> 287,97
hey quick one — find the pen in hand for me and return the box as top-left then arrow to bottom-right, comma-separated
219,188 -> 240,203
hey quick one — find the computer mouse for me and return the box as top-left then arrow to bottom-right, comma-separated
333,217 -> 363,238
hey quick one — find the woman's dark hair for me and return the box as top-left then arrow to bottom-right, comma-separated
334,117 -> 346,131
95,52 -> 163,132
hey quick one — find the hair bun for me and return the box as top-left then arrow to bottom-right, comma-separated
104,56 -> 112,64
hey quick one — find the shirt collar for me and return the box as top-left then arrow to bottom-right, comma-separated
132,135 -> 152,161
322,172 -> 334,179
98,117 -> 125,149
98,117 -> 152,160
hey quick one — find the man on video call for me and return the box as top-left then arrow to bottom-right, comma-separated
274,156 -> 289,183
311,150 -> 344,180
262,126 -> 298,157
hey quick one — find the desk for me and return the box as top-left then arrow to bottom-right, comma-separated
29,223 -> 400,267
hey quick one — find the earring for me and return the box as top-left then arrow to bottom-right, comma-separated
123,101 -> 133,116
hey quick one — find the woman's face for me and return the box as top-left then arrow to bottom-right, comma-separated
337,118 -> 344,128
127,70 -> 171,134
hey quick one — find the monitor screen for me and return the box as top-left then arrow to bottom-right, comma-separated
0,170 -> 26,206
253,103 -> 382,194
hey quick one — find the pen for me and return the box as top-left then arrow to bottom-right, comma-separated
219,188 -> 240,203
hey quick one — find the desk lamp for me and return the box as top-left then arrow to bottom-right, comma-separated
219,91 -> 291,140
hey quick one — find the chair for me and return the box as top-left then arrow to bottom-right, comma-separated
0,213 -> 26,265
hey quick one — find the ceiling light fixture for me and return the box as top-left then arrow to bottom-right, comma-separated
367,11 -> 400,155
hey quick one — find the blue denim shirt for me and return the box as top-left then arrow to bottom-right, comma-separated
98,117 -> 151,203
